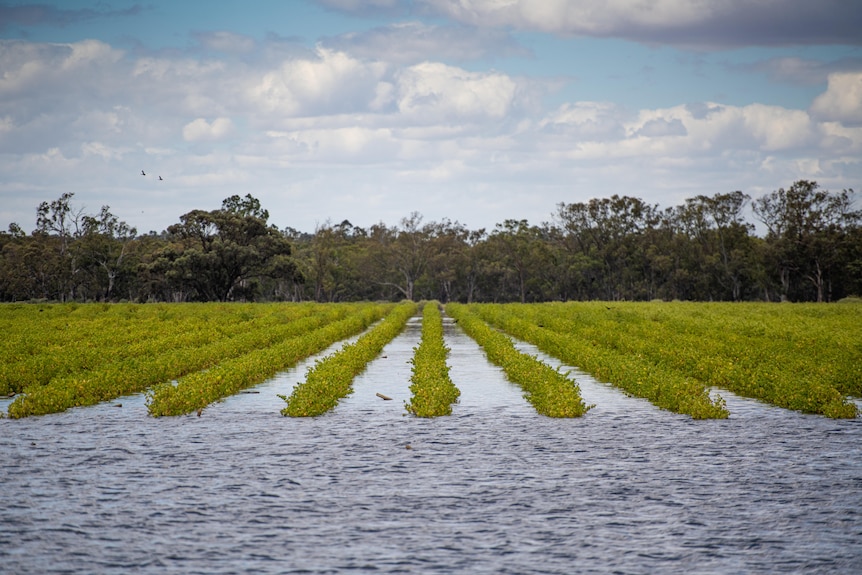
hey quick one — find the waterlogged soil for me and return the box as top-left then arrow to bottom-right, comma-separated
1,317 -> 861,574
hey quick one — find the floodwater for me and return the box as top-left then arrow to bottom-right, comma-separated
1,316 -> 861,574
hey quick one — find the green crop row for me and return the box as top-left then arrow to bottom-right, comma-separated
476,302 -> 858,419
468,304 -> 728,419
404,302 -> 460,417
146,303 -> 392,417
281,301 -> 418,417
5,303 -> 372,418
445,303 -> 591,418
0,302 -> 325,395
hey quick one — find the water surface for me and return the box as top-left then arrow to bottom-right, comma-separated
1,318 -> 860,574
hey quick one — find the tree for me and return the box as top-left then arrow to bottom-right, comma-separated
78,206 -> 138,300
753,181 -> 860,301
675,192 -> 756,301
153,195 -> 297,301
34,192 -> 85,301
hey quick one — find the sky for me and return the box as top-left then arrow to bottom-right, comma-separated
1,0 -> 861,235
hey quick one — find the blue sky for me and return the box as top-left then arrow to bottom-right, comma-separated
1,0 -> 861,235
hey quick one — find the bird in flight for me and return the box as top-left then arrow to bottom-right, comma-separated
159,176 -> 163,181
141,170 -> 146,176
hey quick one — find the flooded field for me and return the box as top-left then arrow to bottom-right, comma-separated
1,317 -> 861,574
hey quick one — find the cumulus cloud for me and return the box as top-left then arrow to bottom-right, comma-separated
182,117 -> 235,142
248,47 -> 388,118
810,72 -> 862,126
634,117 -> 687,138
0,39 -> 124,100
418,0 -> 862,48
540,102 -> 628,141
395,62 -> 520,122
1,35 -> 860,235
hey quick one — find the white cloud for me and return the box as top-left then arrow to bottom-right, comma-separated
810,72 -> 862,126
248,47 -> 388,118
394,61 -> 520,122
182,117 -> 235,142
1,35 -> 860,235
540,102 -> 627,141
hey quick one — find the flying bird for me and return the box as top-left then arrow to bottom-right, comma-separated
159,176 -> 163,181
141,170 -> 146,176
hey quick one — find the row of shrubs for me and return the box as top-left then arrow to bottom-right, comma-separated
147,304 -> 391,417
468,303 -> 729,420
6,303 -> 379,418
481,302 -> 857,418
280,301 -> 418,417
404,302 -> 461,417
445,303 -> 592,418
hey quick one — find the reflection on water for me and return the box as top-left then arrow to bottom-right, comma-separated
1,317 -> 861,574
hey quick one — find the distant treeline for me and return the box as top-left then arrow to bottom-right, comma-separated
1,180 -> 860,304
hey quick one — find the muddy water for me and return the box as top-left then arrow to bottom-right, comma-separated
1,317 -> 860,574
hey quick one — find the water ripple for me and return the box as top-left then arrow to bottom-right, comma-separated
1,322 -> 861,574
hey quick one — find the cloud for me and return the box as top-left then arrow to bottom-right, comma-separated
394,61 -> 521,123
315,0 -> 408,17
810,72 -> 862,126
192,31 -> 256,54
1,36 -> 860,236
248,46 -> 388,118
322,21 -> 530,64
0,39 -> 124,100
0,2 -> 144,31
634,117 -> 687,138
540,102 -> 628,141
741,56 -> 862,86
418,0 -> 862,48
182,117 -> 235,142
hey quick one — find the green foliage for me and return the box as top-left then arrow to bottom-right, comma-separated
147,303 -> 390,417
476,302 -> 859,419
446,303 -> 591,418
404,302 -> 460,417
3,303 -> 378,418
281,301 -> 418,417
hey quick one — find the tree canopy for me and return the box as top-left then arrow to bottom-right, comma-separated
1,183 -> 859,303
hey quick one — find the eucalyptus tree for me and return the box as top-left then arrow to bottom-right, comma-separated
34,192 -> 86,301
78,205 -> 138,300
675,191 -> 756,301
152,194 -> 297,301
555,195 -> 660,300
753,180 -> 860,301
481,219 -> 554,303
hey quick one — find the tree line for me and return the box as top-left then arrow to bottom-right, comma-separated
1,181 -> 860,304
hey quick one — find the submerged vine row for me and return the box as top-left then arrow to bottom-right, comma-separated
404,302 -> 460,417
471,302 -> 859,419
147,304 -> 390,417
445,303 -> 592,418
281,301 -> 418,417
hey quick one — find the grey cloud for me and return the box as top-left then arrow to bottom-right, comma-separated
418,0 -> 862,49
192,31 -> 256,55
635,118 -> 687,138
685,102 -> 724,120
322,21 -> 531,64
315,0 -> 410,18
0,2 -> 145,31
741,56 -> 862,86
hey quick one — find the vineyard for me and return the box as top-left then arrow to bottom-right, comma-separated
1,301 -> 860,419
